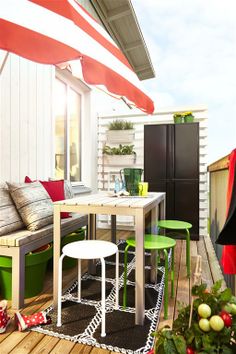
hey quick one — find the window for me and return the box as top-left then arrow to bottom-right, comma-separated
54,76 -> 81,182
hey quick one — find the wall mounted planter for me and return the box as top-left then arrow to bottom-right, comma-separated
104,154 -> 136,166
106,129 -> 135,143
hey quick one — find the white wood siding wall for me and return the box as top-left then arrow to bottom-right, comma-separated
97,106 -> 208,237
0,54 -> 54,183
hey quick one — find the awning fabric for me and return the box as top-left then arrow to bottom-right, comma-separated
0,0 -> 154,114
216,148 -> 236,274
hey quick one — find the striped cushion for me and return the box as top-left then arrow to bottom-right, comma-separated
0,183 -> 24,236
7,181 -> 53,231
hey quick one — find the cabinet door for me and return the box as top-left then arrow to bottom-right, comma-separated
174,180 -> 199,239
144,124 -> 168,185
174,123 -> 199,180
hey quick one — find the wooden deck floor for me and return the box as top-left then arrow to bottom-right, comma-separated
0,230 -> 226,354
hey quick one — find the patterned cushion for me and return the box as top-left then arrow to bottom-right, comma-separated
0,183 -> 24,236
64,180 -> 74,199
7,181 -> 53,231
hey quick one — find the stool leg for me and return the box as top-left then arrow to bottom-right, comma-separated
186,229 -> 190,278
163,249 -> 168,320
115,250 -> 119,310
171,247 -> 175,297
100,257 -> 106,337
123,244 -> 130,309
57,254 -> 65,327
78,258 -> 81,302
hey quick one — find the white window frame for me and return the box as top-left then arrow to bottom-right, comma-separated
54,68 -> 90,185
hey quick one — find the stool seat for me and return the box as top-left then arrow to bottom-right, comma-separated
62,240 -> 118,259
57,240 -> 119,337
126,235 -> 176,250
158,220 -> 192,230
157,219 -> 192,278
123,234 -> 176,319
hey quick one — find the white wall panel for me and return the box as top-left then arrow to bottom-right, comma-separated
0,54 -> 54,183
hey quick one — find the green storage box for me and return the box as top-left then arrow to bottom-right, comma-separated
0,243 -> 52,300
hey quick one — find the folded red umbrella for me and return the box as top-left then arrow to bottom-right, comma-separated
216,148 -> 236,274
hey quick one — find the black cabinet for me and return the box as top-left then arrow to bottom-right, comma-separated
144,123 -> 199,240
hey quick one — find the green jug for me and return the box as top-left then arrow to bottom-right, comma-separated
120,168 -> 143,196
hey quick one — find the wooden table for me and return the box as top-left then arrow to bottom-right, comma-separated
53,192 -> 165,325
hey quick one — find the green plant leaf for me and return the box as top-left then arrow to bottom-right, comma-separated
202,334 -> 213,350
192,283 -> 207,296
219,288 -> 232,302
194,334 -> 202,351
108,119 -> 133,130
103,144 -> 135,155
163,339 -> 178,354
211,279 -> 222,293
221,345 -> 235,354
172,335 -> 186,353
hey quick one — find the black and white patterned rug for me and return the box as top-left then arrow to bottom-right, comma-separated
32,241 -> 170,353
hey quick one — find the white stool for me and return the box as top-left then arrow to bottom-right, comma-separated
57,240 -> 119,337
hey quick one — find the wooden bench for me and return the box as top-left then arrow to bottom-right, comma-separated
0,213 -> 88,309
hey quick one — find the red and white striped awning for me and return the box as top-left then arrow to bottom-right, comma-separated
0,0 -> 154,114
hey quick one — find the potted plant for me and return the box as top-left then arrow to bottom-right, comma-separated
103,144 -> 136,165
173,112 -> 195,124
106,119 -> 135,143
151,280 -> 236,354
0,243 -> 53,299
173,113 -> 183,124
183,112 -> 194,123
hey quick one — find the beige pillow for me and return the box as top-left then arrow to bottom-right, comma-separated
7,181 -> 53,231
0,183 -> 24,235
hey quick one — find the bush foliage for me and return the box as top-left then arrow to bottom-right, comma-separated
153,280 -> 236,354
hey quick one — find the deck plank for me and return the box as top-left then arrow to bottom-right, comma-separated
69,343 -> 93,354
49,339 -> 75,353
157,239 -> 183,329
204,236 -> 226,289
9,332 -> 45,354
30,336 -> 60,354
173,240 -> 191,320
197,236 -> 214,288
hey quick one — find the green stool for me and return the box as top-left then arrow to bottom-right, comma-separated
123,235 -> 176,319
157,220 -> 192,278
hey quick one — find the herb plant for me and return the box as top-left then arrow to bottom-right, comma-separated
108,120 -> 134,130
103,144 -> 136,156
173,112 -> 194,119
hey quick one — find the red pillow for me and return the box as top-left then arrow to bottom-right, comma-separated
25,176 -> 35,183
24,177 -> 70,218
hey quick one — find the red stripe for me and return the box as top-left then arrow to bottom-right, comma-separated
81,55 -> 154,114
30,0 -> 133,71
0,19 -> 81,64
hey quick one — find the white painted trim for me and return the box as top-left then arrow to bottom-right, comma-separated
54,67 -> 91,185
